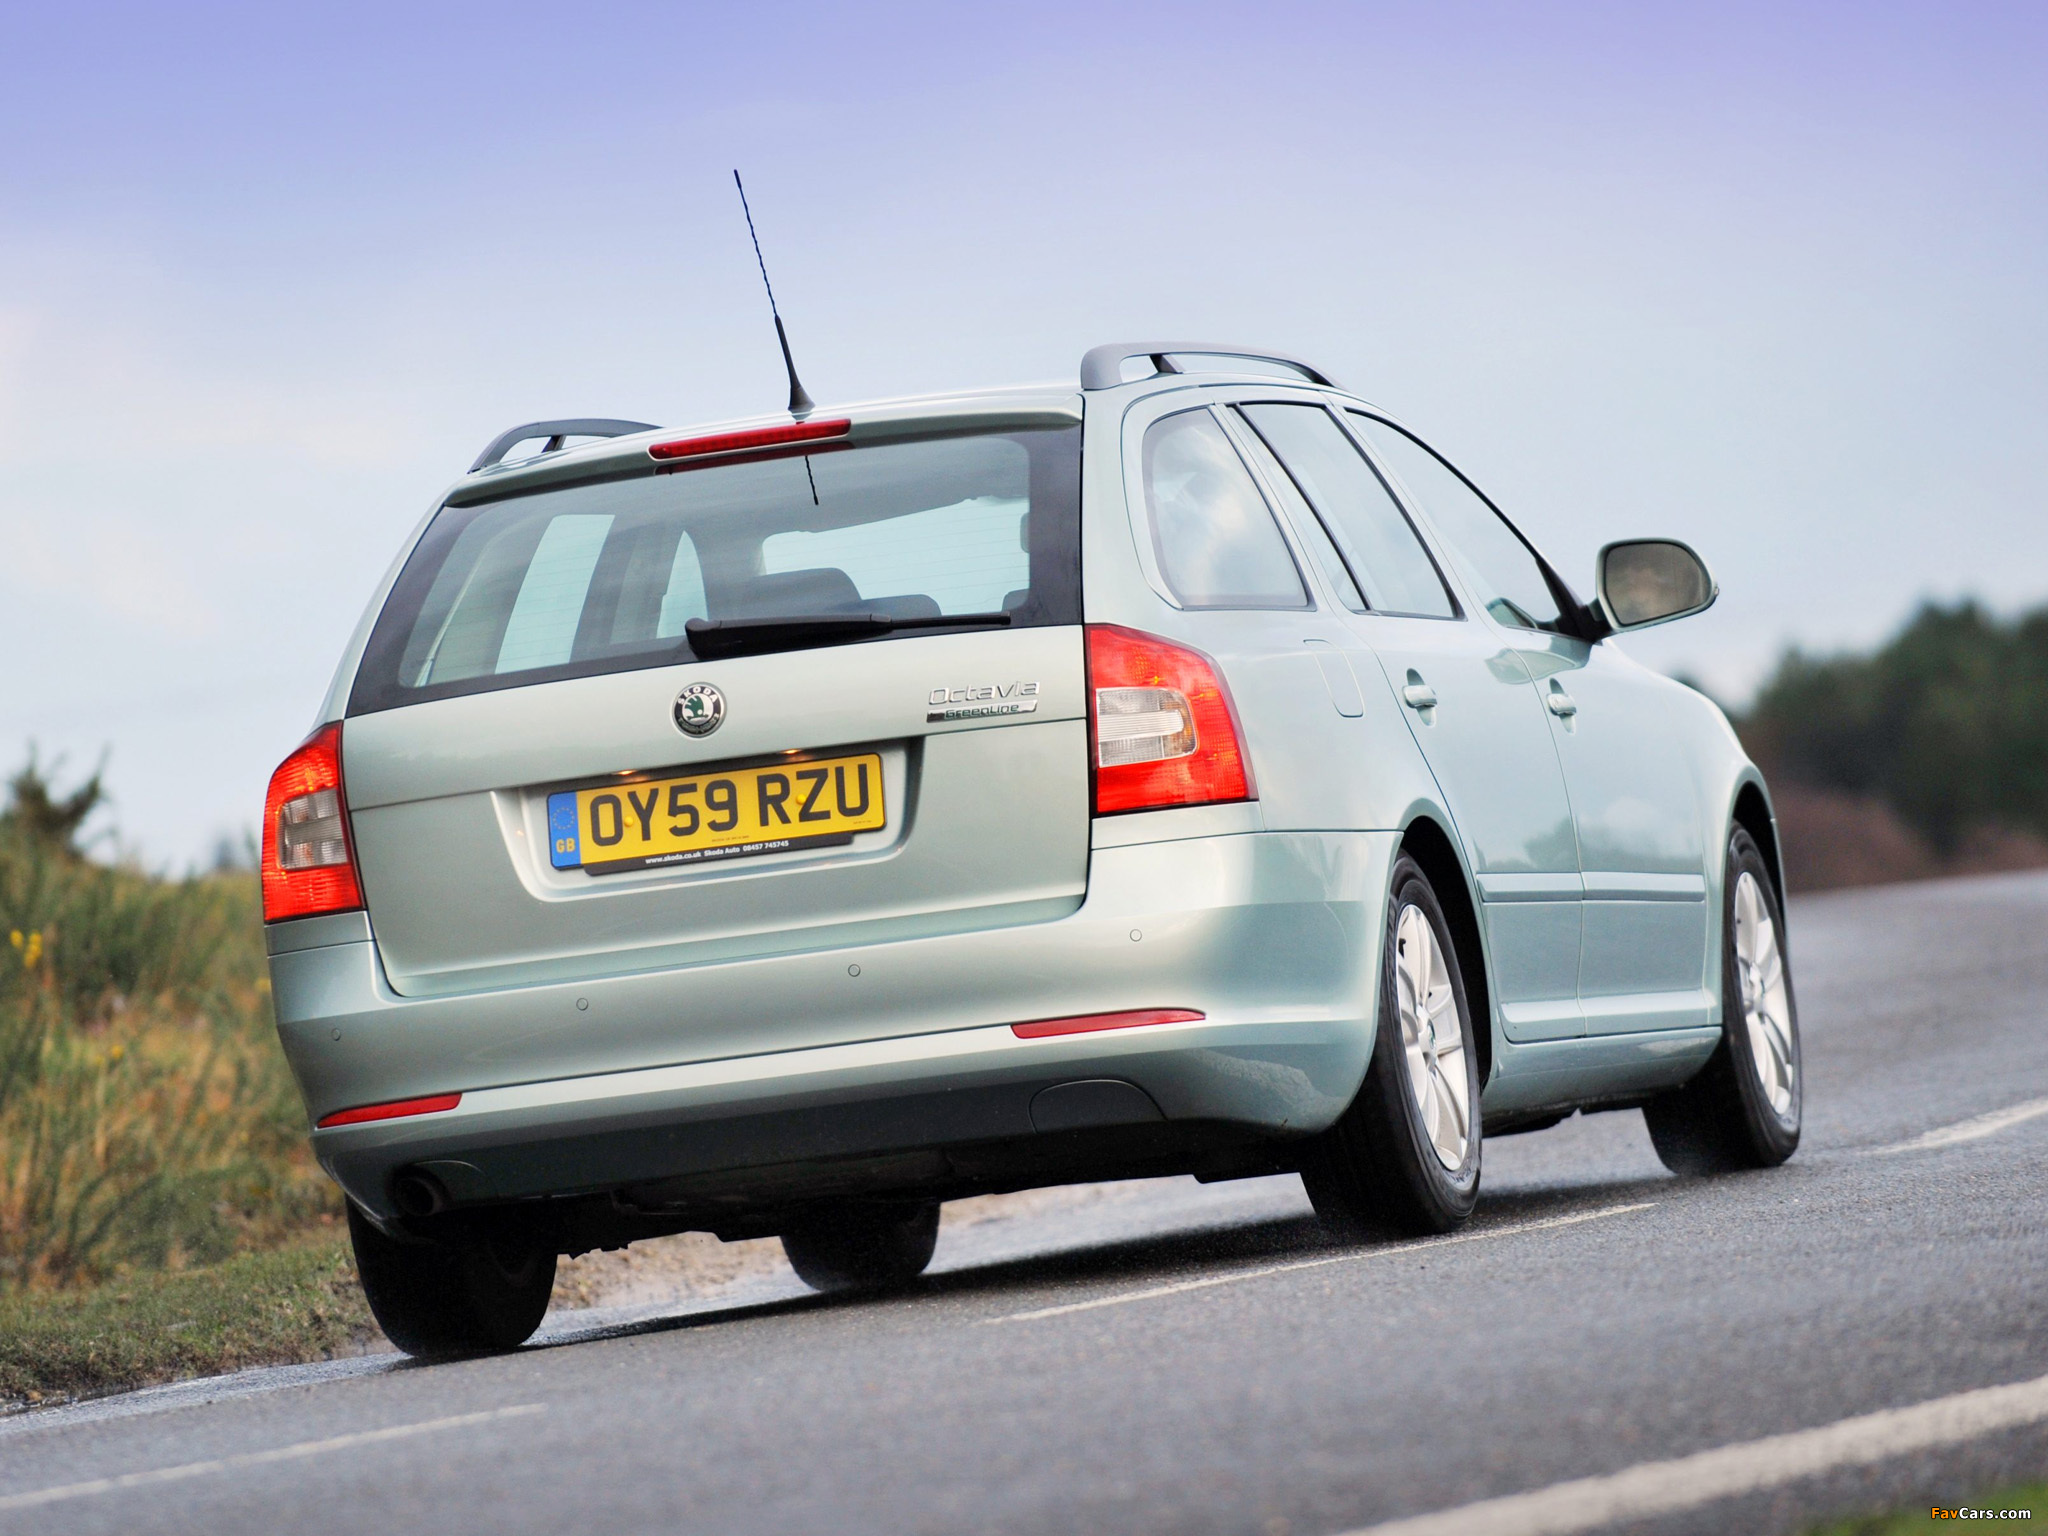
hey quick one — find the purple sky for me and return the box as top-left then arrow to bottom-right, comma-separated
3,1 -> 2045,866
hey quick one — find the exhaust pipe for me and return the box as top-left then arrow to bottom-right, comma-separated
391,1168 -> 451,1219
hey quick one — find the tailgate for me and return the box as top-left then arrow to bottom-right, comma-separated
337,414 -> 1089,999
345,629 -> 1087,996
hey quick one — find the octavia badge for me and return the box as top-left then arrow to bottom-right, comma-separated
673,682 -> 726,737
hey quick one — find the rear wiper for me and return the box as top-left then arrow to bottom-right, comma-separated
683,610 -> 1012,661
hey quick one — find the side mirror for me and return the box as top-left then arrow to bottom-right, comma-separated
1595,539 -> 1718,632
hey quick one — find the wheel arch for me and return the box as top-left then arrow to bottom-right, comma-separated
1730,773 -> 1785,912
1397,813 -> 1493,1091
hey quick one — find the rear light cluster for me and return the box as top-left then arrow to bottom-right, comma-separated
261,723 -> 364,923
1085,626 -> 1254,815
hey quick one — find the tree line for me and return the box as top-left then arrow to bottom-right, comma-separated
1737,600 -> 2048,857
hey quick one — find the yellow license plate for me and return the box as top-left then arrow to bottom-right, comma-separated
547,753 -> 885,875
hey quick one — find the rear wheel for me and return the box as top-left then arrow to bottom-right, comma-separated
1644,826 -> 1801,1174
347,1202 -> 556,1357
1303,855 -> 1482,1238
781,1200 -> 940,1292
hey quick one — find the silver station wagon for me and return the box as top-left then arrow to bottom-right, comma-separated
262,343 -> 1801,1355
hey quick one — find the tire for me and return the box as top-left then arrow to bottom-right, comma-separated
780,1200 -> 941,1292
347,1202 -> 556,1357
1644,826 -> 1802,1175
1303,854 -> 1482,1238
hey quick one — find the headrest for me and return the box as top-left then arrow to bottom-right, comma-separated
727,568 -> 863,617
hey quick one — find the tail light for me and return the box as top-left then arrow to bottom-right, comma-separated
261,723 -> 364,923
1086,625 -> 1255,815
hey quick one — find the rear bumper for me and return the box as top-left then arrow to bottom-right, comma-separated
270,829 -> 1395,1223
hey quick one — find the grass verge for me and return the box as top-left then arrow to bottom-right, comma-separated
1811,1483 -> 2048,1532
0,1231 -> 384,1407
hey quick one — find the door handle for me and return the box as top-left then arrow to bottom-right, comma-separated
1402,683 -> 1438,711
1546,687 -> 1578,718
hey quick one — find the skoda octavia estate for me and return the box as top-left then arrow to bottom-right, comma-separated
263,343 -> 1801,1355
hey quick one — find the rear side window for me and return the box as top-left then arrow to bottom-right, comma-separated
1346,413 -> 1569,634
1238,404 -> 1455,619
1228,416 -> 1366,612
349,426 -> 1080,714
1140,409 -> 1307,609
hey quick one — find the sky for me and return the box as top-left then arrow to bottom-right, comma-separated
2,1 -> 2045,868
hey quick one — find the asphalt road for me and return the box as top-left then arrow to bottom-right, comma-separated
7,871 -> 2048,1536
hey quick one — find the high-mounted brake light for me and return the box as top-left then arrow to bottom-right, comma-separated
647,418 -> 851,464
1086,626 -> 1254,815
317,1093 -> 462,1129
261,723 -> 364,923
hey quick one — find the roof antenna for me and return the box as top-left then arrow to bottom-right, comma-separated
733,170 -> 816,419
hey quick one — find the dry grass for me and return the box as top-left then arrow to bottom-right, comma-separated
0,827 -> 334,1290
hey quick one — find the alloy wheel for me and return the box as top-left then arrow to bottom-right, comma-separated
1395,903 -> 1470,1169
1733,870 -> 1797,1122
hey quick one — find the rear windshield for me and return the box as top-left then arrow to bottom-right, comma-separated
348,426 -> 1081,714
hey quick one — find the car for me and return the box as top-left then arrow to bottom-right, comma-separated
262,341 -> 1801,1356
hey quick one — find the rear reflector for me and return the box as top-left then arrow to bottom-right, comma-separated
1086,625 -> 1254,815
1011,1008 -> 1205,1040
261,723 -> 364,923
317,1093 -> 462,1129
647,418 -> 850,463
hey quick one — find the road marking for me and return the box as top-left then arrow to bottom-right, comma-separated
1868,1095 -> 2048,1156
0,1402 -> 543,1512
1343,1370 -> 2048,1536
984,1202 -> 1655,1324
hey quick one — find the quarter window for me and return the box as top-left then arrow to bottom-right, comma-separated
1239,404 -> 1455,619
1227,413 -> 1365,611
1347,414 -> 1569,634
1140,409 -> 1308,609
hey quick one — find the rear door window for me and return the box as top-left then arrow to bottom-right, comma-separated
1238,404 -> 1455,619
1139,409 -> 1307,609
350,426 -> 1081,713
1346,413 -> 1570,634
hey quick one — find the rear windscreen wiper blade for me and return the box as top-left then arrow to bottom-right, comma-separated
683,610 -> 1011,661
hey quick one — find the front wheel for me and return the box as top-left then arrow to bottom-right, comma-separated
347,1203 -> 556,1358
1643,826 -> 1802,1175
1303,854 -> 1482,1238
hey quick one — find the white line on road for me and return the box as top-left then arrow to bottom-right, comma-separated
985,1202 -> 1656,1324
0,1402 -> 544,1513
1344,1370 -> 2048,1536
1868,1095 -> 2048,1156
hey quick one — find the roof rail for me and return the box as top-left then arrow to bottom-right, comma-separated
1079,342 -> 1341,392
468,418 -> 660,474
